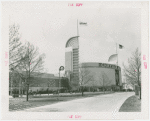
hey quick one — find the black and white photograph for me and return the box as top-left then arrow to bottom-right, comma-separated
1,1 -> 149,120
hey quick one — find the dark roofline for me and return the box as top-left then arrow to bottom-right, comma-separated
9,71 -> 68,79
65,36 -> 79,48
80,62 -> 121,69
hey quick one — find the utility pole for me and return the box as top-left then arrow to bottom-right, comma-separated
58,66 -> 64,100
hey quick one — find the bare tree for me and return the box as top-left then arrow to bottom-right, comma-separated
10,68 -> 28,97
101,72 -> 112,93
98,71 -> 112,93
9,24 -> 46,99
9,72 -> 20,95
123,48 -> 141,87
123,48 -> 141,98
16,42 -> 46,101
9,24 -> 25,70
9,24 -> 27,96
79,67 -> 94,96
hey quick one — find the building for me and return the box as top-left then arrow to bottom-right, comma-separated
80,62 -> 122,91
65,37 -> 122,91
9,72 -> 69,95
65,36 -> 79,79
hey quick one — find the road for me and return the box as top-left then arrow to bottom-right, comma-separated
21,92 -> 134,112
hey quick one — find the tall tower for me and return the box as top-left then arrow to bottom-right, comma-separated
65,36 -> 79,79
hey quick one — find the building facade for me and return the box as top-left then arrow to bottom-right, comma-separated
65,37 -> 122,91
65,36 -> 79,78
9,72 -> 69,95
79,62 -> 122,88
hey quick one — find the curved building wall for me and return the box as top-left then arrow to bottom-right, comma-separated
66,36 -> 79,48
80,62 -> 122,87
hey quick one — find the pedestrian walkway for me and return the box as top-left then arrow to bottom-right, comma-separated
9,91 -> 112,99
20,92 -> 134,112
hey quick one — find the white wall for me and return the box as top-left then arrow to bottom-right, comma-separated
81,67 -> 116,87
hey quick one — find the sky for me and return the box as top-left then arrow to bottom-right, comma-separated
4,2 -> 141,75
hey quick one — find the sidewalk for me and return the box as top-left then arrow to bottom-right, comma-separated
20,92 -> 134,112
9,91 -> 114,99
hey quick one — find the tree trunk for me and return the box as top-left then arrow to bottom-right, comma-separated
140,87 -> 141,99
19,84 -> 20,97
26,84 -> 29,101
48,88 -> 49,95
10,77 -> 13,95
137,67 -> 141,99
81,86 -> 84,96
103,87 -> 105,94
21,85 -> 23,97
19,78 -> 21,97
82,90 -> 84,96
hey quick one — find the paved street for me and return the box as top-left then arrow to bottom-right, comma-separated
21,92 -> 134,112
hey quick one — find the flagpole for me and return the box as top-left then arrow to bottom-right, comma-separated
116,43 -> 118,66
77,19 -> 79,36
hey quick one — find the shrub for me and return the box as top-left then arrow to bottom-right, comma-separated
12,94 -> 19,98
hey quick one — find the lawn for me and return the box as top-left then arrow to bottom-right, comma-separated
9,91 -> 113,111
119,95 -> 141,112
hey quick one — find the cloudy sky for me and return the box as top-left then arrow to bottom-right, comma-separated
4,2 -> 141,75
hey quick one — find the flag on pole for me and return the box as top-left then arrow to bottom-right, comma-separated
79,22 -> 87,26
108,54 -> 118,62
119,44 -> 124,49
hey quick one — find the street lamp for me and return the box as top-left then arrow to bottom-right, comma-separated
58,66 -> 64,95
